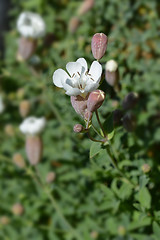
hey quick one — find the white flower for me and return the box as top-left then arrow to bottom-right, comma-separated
20,117 -> 46,136
53,58 -> 102,97
17,12 -> 46,39
105,60 -> 118,72
0,95 -> 5,114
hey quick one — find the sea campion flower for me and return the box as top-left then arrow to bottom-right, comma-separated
20,117 -> 46,165
53,58 -> 102,97
17,12 -> 46,39
19,117 -> 46,136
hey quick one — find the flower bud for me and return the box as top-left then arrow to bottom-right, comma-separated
19,100 -> 31,118
12,203 -> 24,216
4,124 -> 15,136
78,0 -> 94,15
68,17 -> 80,33
122,92 -> 138,111
105,60 -> 119,88
90,231 -> 98,239
12,153 -> 26,168
16,88 -> 25,99
0,216 -> 10,225
122,113 -> 136,132
46,171 -> 56,183
87,90 -> 105,112
113,109 -> 123,126
91,33 -> 108,60
118,226 -> 126,236
17,37 -> 37,61
73,124 -> 84,133
25,135 -> 43,165
71,95 -> 89,118
141,164 -> 151,173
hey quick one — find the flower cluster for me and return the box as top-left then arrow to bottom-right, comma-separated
52,33 -> 108,135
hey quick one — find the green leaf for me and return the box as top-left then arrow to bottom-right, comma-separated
128,216 -> 151,231
103,113 -> 114,140
138,187 -> 151,209
153,221 -> 160,240
90,142 -> 102,158
139,175 -> 149,189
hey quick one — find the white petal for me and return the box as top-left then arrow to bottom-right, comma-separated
66,62 -> 82,77
84,82 -> 99,92
19,116 -> 46,135
53,69 -> 69,88
65,88 -> 81,96
76,58 -> 88,72
62,78 -> 80,96
89,61 -> 102,82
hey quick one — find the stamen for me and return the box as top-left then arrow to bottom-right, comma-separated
77,72 -> 80,76
72,73 -> 75,78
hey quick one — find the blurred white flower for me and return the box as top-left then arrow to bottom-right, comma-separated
17,12 -> 46,39
0,95 -> 5,114
105,59 -> 118,72
20,117 -> 46,136
53,58 -> 102,97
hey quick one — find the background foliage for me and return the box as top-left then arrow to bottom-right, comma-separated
0,0 -> 160,239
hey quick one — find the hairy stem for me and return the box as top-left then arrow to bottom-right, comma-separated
95,110 -> 106,137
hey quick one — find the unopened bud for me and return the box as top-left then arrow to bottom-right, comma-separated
4,124 -> 15,136
113,109 -> 123,126
141,164 -> 151,173
16,88 -> 25,99
87,90 -> 105,112
73,124 -> 84,133
25,135 -> 43,165
105,60 -> 119,88
91,33 -> 108,60
19,100 -> 31,118
13,153 -> 26,168
78,0 -> 94,15
68,17 -> 80,33
71,94 -> 89,118
90,231 -> 98,239
118,226 -> 126,236
12,203 -> 24,216
123,113 -> 136,132
17,37 -> 37,61
0,216 -> 10,225
122,92 -> 138,111
46,171 -> 56,183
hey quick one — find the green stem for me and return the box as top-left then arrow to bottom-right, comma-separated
106,146 -> 136,187
87,131 -> 103,143
95,110 -> 106,137
91,123 -> 102,137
